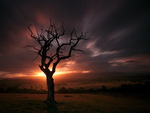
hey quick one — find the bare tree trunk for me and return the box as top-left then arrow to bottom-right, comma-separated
27,22 -> 87,104
46,74 -> 56,104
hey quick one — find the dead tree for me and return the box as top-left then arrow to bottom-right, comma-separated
26,21 -> 87,104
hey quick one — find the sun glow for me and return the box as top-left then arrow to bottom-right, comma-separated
34,70 -> 78,77
35,72 -> 45,77
35,70 -> 91,78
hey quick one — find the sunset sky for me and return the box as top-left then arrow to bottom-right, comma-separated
0,0 -> 150,79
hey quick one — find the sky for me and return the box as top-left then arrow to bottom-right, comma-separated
0,0 -> 150,79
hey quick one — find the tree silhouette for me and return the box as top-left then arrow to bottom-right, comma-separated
26,20 -> 87,104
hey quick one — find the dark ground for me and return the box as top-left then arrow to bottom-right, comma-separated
0,93 -> 150,113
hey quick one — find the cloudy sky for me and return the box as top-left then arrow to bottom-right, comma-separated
0,0 -> 150,78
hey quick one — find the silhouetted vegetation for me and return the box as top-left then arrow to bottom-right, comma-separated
0,82 -> 150,96
0,86 -> 47,94
108,82 -> 150,94
26,20 -> 88,104
56,82 -> 150,95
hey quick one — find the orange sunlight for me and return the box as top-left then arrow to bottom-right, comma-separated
35,71 -> 65,77
34,70 -> 78,77
35,69 -> 91,78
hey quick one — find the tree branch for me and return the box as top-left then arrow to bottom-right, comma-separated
73,48 -> 85,54
24,45 -> 40,51
26,21 -> 88,76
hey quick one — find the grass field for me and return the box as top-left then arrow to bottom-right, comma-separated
0,93 -> 150,113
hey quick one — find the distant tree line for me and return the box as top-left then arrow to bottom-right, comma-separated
0,86 -> 47,94
56,82 -> 150,94
108,82 -> 150,94
0,82 -> 150,95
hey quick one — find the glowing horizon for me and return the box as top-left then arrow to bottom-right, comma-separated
34,70 -> 91,77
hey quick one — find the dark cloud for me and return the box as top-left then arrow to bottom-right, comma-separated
0,0 -> 150,78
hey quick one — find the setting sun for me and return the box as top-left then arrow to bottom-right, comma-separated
35,69 -> 91,77
35,72 -> 45,77
34,70 -> 78,77
34,71 -> 63,77
0,0 -> 150,112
